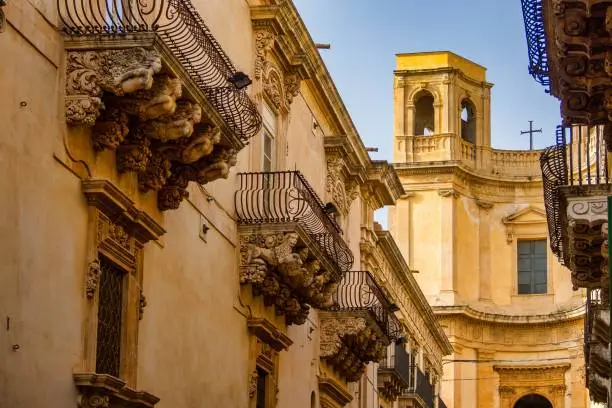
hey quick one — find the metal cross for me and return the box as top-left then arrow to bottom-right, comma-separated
520,120 -> 542,150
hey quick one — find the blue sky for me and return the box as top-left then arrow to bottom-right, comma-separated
293,0 -> 561,160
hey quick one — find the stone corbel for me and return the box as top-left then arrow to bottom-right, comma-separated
239,230 -> 339,325
254,30 -> 275,80
319,313 -> 389,382
65,48 -> 162,126
74,373 -> 159,408
475,199 -> 493,210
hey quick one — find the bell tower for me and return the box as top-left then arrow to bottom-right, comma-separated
393,51 -> 493,163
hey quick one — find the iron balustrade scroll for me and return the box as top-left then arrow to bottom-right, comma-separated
332,270 -> 401,341
57,0 -> 262,142
379,343 -> 412,386
235,171 -> 353,278
540,125 -> 610,262
520,0 -> 550,88
584,287 -> 603,386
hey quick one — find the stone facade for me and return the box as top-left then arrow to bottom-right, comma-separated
0,1 -> 448,408
389,52 -> 588,408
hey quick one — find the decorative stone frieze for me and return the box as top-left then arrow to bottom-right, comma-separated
239,231 -> 340,325
319,312 -> 390,382
565,196 -> 608,288
65,49 -> 238,211
494,364 -> 569,408
74,373 -> 159,408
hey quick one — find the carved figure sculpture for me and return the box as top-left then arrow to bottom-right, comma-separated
196,148 -> 238,184
140,100 -> 202,142
119,74 -> 183,121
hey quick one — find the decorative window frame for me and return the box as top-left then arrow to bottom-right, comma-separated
502,206 -> 553,297
78,179 -> 164,405
247,318 -> 293,408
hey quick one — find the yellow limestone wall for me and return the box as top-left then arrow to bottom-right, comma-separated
389,52 -> 588,408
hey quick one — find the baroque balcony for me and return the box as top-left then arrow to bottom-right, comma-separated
58,0 -> 262,211
521,0 -> 612,124
378,343 -> 412,402
236,171 -> 353,326
398,368 -> 435,408
540,125 -> 611,289
319,271 -> 402,383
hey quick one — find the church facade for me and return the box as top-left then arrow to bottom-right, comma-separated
389,52 -> 588,408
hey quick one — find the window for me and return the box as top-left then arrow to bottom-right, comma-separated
262,104 -> 277,172
517,239 -> 547,294
95,257 -> 126,377
256,367 -> 267,408
414,91 -> 435,136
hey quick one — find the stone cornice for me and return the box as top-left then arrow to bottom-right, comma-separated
493,363 -> 571,373
73,373 -> 159,408
434,304 -> 585,326
364,161 -> 405,208
317,375 -> 353,406
82,179 -> 165,243
394,66 -> 494,89
247,317 -> 293,352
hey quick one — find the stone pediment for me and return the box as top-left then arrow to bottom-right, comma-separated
502,206 -> 546,243
502,206 -> 546,225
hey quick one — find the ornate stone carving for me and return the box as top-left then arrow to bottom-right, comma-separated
438,189 -> 458,198
239,232 -> 339,325
248,370 -> 258,398
254,30 -> 275,79
117,74 -> 183,121
65,49 -> 162,126
92,105 -> 130,151
566,197 -> 608,288
139,290 -> 147,320
284,73 -> 301,105
79,394 -> 110,408
319,314 -> 389,382
86,259 -> 101,299
326,157 -> 358,215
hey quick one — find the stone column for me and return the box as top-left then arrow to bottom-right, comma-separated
476,350 -> 496,407
477,201 -> 494,301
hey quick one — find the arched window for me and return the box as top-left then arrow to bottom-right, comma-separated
513,393 -> 553,408
414,91 -> 435,136
460,99 -> 476,144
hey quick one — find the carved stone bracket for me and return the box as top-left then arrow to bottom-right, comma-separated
377,370 -> 407,402
566,196 -> 608,288
239,229 -> 340,325
66,49 -> 238,211
326,157 -> 359,216
74,373 -> 159,408
319,312 -> 390,382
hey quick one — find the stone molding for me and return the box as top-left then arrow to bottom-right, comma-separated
66,48 -> 238,212
239,228 -> 340,325
438,188 -> 459,198
74,373 -> 159,408
501,205 -> 546,244
319,312 -> 389,382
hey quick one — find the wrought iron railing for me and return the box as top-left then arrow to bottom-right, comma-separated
235,171 -> 353,278
541,125 -> 609,262
332,271 -> 400,340
379,343 -> 412,387
520,0 -> 550,87
584,287 -> 603,386
57,0 -> 262,142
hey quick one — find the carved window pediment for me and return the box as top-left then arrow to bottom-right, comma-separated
502,205 -> 546,243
